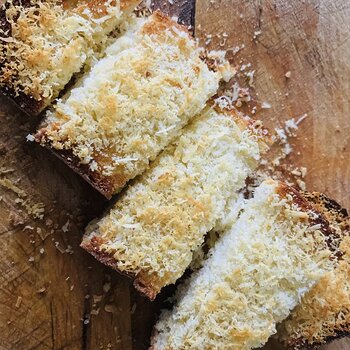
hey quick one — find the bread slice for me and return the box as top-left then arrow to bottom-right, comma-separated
0,0 -> 140,115
150,180 -> 340,350
278,193 -> 350,349
81,107 -> 269,299
35,11 -> 229,198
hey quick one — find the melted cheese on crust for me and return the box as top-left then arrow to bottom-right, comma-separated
0,0 -> 139,102
38,12 -> 224,194
82,108 -> 268,297
152,180 -> 335,350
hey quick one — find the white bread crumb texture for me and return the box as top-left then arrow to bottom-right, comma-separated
152,180 -> 335,350
0,0 -> 138,101
39,12 -> 222,193
83,108 -> 265,295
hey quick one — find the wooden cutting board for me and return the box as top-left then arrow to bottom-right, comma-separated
0,1 -> 349,349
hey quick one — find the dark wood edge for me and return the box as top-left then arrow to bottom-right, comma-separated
0,88 -> 47,117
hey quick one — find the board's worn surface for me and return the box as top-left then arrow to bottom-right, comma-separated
0,1 -> 349,350
196,1 -> 350,349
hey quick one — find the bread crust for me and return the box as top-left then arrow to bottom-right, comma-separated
277,184 -> 342,248
44,145 -> 116,199
80,236 -> 158,300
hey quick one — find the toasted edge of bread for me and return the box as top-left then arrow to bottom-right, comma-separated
42,143 -> 116,199
81,235 -> 158,300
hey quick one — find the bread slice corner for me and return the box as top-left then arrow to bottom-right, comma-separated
278,192 -> 350,349
0,0 -> 140,115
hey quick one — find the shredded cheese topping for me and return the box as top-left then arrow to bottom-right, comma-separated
278,221 -> 350,347
152,180 -> 335,350
38,12 -> 224,194
0,0 -> 138,102
83,107 -> 267,297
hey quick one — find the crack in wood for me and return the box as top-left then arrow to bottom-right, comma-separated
49,300 -> 55,350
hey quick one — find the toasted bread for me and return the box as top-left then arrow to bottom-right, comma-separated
35,12 -> 229,198
0,0 -> 140,115
151,180 -> 340,350
81,107 -> 269,299
278,193 -> 349,349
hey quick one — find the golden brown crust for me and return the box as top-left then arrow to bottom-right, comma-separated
45,143 -> 116,199
81,236 -> 158,299
276,184 -> 342,249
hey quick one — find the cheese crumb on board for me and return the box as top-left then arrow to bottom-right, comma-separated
81,106 -> 269,299
0,177 -> 45,219
151,180 -> 337,350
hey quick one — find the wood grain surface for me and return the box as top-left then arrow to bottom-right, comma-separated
196,1 -> 350,350
0,1 -> 349,349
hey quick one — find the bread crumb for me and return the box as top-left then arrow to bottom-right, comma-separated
62,220 -> 70,233
15,296 -> 22,308
131,303 -> 137,314
37,287 -> 46,294
261,102 -> 272,109
103,282 -> 111,293
26,134 -> 35,142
